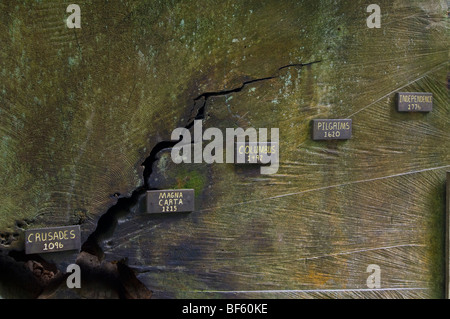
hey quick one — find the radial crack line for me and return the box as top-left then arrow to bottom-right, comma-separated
82,60 -> 323,254
347,61 -> 448,118
295,243 -> 425,262
197,164 -> 450,212
193,287 -> 428,294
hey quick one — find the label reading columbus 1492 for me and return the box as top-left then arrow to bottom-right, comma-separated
234,142 -> 278,164
25,225 -> 81,254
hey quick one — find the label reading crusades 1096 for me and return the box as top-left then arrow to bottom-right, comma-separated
25,225 -> 81,254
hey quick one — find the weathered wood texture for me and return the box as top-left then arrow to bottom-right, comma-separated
0,0 -> 448,298
447,171 -> 450,299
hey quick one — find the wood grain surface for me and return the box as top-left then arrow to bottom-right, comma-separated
0,0 -> 448,298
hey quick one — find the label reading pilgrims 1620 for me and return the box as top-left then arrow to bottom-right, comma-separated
25,225 -> 81,254
146,189 -> 195,213
312,119 -> 352,140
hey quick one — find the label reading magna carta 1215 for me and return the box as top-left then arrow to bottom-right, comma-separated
312,119 -> 352,140
146,189 -> 195,213
25,225 -> 81,254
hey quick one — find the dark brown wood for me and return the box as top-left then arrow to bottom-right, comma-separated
25,225 -> 81,255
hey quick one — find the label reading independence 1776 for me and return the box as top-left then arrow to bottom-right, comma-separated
397,92 -> 433,112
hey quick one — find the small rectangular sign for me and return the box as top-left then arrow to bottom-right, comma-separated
234,142 -> 278,164
397,92 -> 433,112
25,225 -> 81,255
146,189 -> 195,213
312,119 -> 352,140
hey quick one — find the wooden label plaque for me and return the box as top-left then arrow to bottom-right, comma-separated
146,189 -> 195,213
234,142 -> 278,164
25,225 -> 81,254
397,92 -> 433,112
312,119 -> 352,140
